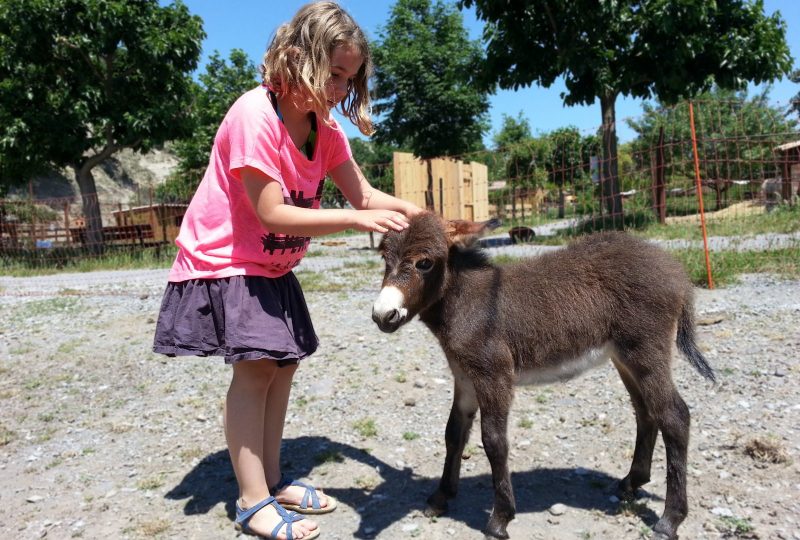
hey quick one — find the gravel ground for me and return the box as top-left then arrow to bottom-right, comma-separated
1,234 -> 798,540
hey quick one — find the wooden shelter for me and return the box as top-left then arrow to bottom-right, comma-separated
775,140 -> 800,201
392,152 -> 489,221
111,203 -> 188,244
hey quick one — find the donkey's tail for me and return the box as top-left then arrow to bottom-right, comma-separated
677,298 -> 716,383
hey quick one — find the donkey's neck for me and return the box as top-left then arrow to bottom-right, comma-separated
418,250 -> 495,335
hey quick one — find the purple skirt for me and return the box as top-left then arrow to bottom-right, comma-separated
152,273 -> 318,364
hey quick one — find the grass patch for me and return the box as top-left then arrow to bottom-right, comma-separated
517,418 -> 533,429
402,431 -> 420,441
617,499 -> 650,518
670,247 -> 800,287
354,475 -> 380,491
178,447 -> 205,462
296,271 -> 346,292
137,475 -> 165,491
314,450 -> 344,464
0,423 -> 14,446
353,418 -> 378,438
461,444 -> 478,460
138,518 -> 171,536
1,244 -> 177,276
13,297 -> 80,318
718,516 -> 755,537
743,436 -> 791,464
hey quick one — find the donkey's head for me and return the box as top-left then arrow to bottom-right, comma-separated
371,212 -> 490,333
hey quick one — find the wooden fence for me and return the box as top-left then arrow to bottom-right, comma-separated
393,152 -> 489,221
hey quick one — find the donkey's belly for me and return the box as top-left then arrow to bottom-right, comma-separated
515,342 -> 618,386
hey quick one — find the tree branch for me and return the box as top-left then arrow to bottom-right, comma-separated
56,36 -> 103,82
542,1 -> 560,55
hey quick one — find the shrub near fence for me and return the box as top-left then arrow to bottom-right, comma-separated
0,193 -> 184,270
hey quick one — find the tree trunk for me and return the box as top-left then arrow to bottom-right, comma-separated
425,159 -> 435,211
600,93 -> 624,225
74,143 -> 117,253
558,184 -> 565,219
75,165 -> 103,252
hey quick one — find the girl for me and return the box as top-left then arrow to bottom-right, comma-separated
153,2 -> 420,538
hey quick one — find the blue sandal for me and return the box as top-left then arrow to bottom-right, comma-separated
235,496 -> 319,540
271,475 -> 338,515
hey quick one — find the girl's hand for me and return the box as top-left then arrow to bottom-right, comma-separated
351,209 -> 410,233
402,201 -> 424,218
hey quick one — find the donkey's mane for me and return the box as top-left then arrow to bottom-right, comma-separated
448,243 -> 493,271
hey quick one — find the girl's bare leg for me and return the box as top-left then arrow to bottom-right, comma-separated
265,363 -> 333,510
224,359 -> 317,539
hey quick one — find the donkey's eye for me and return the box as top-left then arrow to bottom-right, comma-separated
415,258 -> 434,272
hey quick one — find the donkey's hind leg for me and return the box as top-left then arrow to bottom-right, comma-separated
623,346 -> 691,540
612,359 -> 659,498
426,362 -> 479,517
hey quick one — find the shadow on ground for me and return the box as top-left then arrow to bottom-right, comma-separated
165,435 -> 661,537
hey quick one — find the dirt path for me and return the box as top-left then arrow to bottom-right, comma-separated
1,242 -> 798,539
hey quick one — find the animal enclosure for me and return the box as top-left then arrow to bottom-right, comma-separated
392,152 -> 489,221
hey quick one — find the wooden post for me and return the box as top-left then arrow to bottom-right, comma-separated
780,148 -> 794,203
689,101 -> 714,289
652,127 -> 666,224
63,201 -> 70,244
425,159 -> 435,211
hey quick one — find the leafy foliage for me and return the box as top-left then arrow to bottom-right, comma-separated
464,0 -> 792,106
320,138 -> 398,207
790,70 -> 800,120
372,0 -> 490,159
157,49 -> 258,202
463,0 -> 793,217
627,87 -> 798,182
0,0 -> 204,243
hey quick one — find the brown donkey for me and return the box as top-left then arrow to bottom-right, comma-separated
371,212 -> 715,540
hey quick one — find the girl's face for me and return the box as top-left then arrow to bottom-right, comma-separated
325,44 -> 363,109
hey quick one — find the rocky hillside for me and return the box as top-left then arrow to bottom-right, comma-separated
10,147 -> 178,205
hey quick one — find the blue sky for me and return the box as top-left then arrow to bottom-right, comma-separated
175,0 -> 800,145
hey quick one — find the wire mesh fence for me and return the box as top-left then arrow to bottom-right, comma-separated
2,99 -> 798,281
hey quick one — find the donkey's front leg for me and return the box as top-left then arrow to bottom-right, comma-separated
427,363 -> 479,516
477,380 -> 516,539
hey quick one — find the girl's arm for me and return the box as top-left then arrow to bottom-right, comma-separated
329,158 -> 422,217
242,167 -> 409,236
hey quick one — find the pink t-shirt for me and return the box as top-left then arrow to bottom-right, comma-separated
168,86 -> 352,281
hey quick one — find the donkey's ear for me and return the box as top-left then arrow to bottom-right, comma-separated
444,219 -> 488,248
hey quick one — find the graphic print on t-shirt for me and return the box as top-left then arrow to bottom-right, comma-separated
259,179 -> 326,269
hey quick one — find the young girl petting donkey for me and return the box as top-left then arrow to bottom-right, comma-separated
153,2 -> 420,538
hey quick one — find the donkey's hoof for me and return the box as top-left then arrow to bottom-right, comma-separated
653,519 -> 679,540
652,532 -> 677,540
483,523 -> 510,539
423,504 -> 446,518
616,478 -> 645,501
425,491 -> 449,517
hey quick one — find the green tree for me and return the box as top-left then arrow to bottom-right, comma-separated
463,0 -> 793,224
627,86 -> 798,209
493,112 -> 536,184
0,0 -> 204,247
158,49 -> 258,202
790,69 -> 800,119
547,127 -> 585,218
372,0 -> 490,159
321,138 -> 398,208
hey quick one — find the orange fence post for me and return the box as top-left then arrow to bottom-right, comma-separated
688,101 -> 714,289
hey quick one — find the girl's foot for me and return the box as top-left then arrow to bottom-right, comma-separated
274,480 -> 337,514
238,497 -> 319,540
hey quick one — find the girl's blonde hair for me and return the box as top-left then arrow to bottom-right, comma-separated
261,1 -> 373,135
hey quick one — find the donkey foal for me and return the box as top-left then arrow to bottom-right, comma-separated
371,212 -> 715,540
